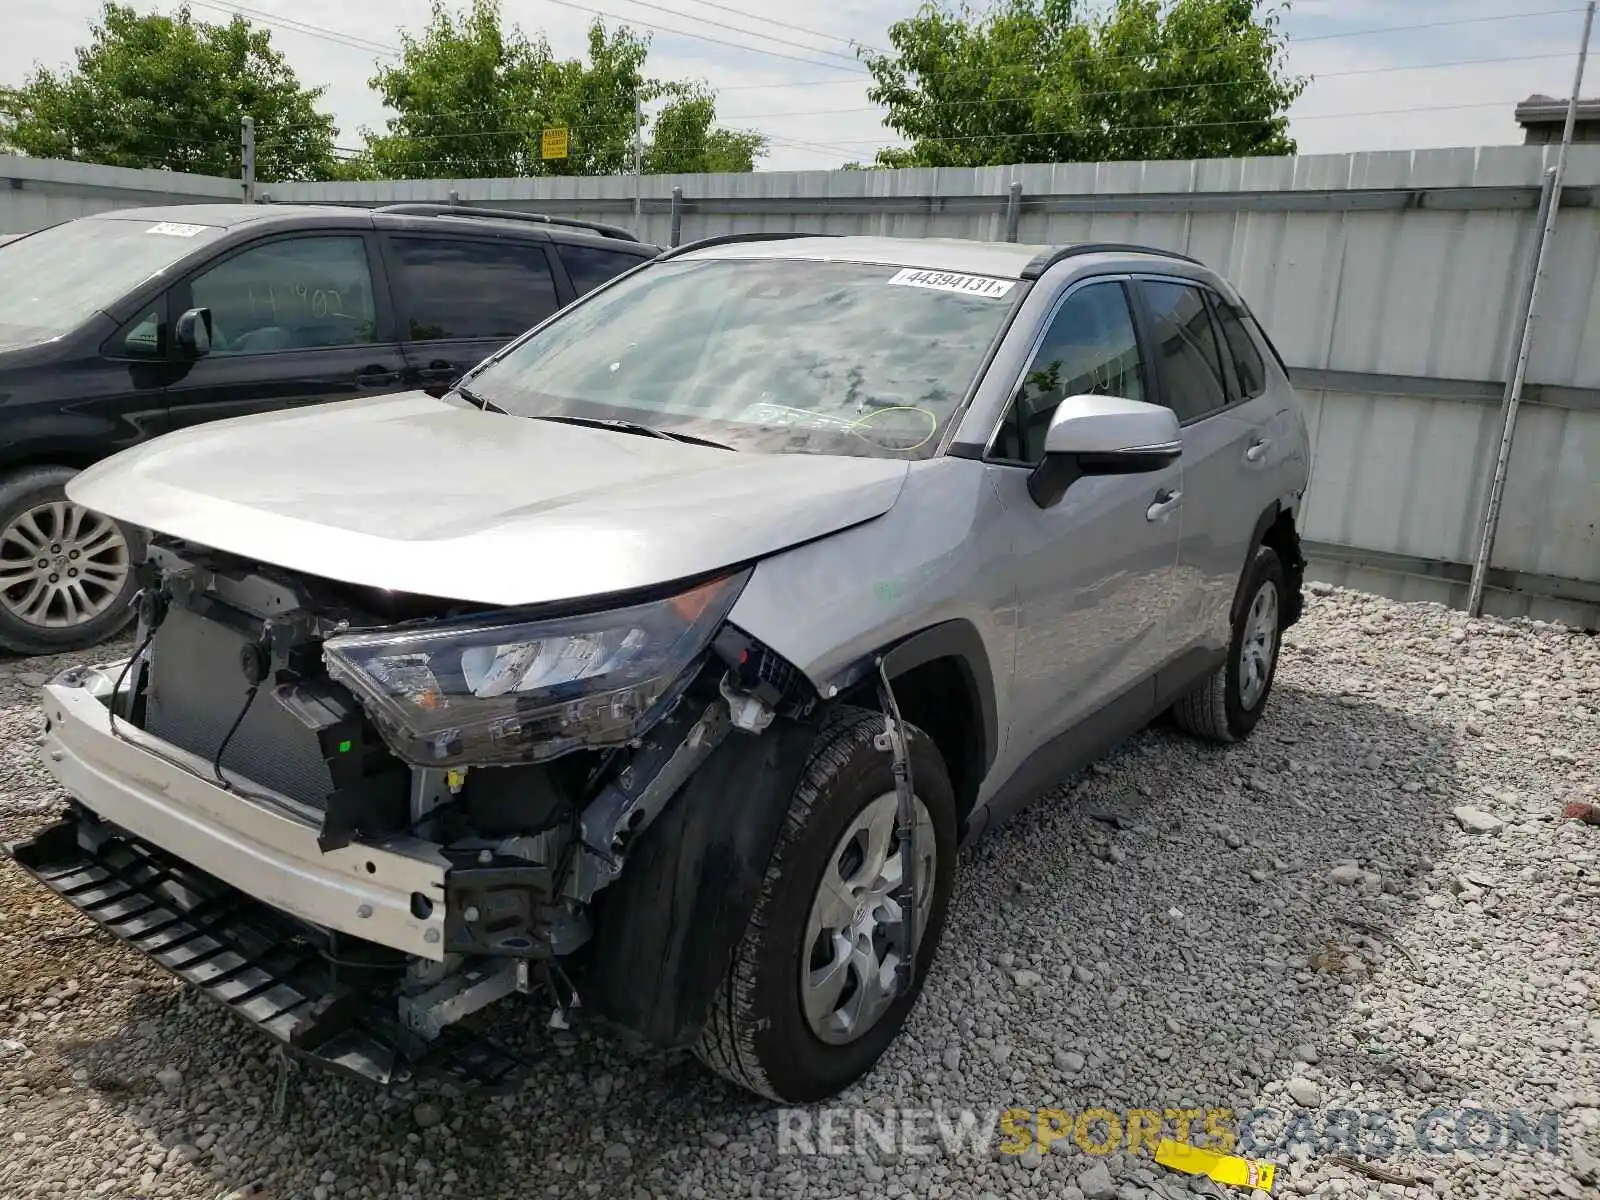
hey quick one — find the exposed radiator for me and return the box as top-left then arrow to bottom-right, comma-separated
142,604 -> 335,808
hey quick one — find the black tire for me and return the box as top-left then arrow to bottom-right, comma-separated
694,705 -> 957,1103
1172,545 -> 1285,743
0,466 -> 140,656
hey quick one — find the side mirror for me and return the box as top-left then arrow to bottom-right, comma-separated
1029,394 -> 1181,508
174,307 -> 212,358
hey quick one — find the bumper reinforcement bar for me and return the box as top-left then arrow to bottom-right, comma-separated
6,814 -> 526,1092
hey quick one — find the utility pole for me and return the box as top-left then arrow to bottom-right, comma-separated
1467,0 -> 1595,615
240,115 -> 256,204
632,93 -> 643,228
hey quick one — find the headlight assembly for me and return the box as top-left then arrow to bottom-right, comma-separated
322,571 -> 748,766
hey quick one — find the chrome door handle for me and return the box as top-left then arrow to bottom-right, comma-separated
1145,489 -> 1183,521
1245,438 -> 1272,463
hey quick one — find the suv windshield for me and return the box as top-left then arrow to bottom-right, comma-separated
468,256 -> 1021,458
0,216 -> 224,351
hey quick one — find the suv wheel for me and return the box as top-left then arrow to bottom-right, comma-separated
695,706 -> 956,1102
0,467 -> 139,655
1172,544 -> 1285,742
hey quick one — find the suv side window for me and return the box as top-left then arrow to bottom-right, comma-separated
390,237 -> 559,340
1139,280 -> 1230,423
558,243 -> 648,296
993,281 -> 1144,465
1211,294 -> 1267,400
188,236 -> 377,355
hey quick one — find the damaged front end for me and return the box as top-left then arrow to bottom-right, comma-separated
8,540 -> 818,1088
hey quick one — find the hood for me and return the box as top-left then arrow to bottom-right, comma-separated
68,392 -> 909,606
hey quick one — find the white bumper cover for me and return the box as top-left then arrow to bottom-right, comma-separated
38,672 -> 449,959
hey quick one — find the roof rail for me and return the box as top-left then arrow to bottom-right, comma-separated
655,231 -> 841,261
1021,241 -> 1203,280
372,203 -> 641,243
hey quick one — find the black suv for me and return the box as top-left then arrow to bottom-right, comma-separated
0,202 -> 658,654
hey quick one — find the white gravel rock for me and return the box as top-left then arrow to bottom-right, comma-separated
2,593 -> 1598,1199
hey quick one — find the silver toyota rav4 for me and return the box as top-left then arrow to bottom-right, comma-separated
10,234 -> 1309,1103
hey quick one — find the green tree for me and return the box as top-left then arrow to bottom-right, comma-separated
363,0 -> 765,179
0,3 -> 337,181
859,0 -> 1305,168
643,89 -> 766,174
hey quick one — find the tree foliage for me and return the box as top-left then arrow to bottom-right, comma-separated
364,0 -> 765,179
0,3 -> 337,181
859,0 -> 1306,168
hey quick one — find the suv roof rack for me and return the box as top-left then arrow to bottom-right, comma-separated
1021,242 -> 1203,280
656,231 -> 841,261
372,203 -> 641,243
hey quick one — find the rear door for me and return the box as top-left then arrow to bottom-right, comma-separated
1132,277 -> 1269,659
161,232 -> 405,432
383,234 -> 564,392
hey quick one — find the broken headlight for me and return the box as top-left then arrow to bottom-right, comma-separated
322,572 -> 748,766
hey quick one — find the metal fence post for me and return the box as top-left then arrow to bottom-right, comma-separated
240,116 -> 255,204
670,186 -> 683,247
1467,0 -> 1596,616
1004,181 -> 1022,243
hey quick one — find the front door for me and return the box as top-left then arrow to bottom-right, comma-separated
382,234 -> 564,393
991,279 -> 1183,757
161,232 -> 407,433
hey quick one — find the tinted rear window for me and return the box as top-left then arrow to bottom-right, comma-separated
389,237 -> 560,341
558,244 -> 650,295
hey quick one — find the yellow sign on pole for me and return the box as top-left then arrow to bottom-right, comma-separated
541,126 -> 569,160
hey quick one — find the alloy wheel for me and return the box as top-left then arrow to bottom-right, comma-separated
0,500 -> 131,630
1238,579 -> 1280,711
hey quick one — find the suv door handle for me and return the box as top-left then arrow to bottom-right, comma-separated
1145,488 -> 1183,522
355,366 -> 400,388
417,359 -> 458,382
1245,438 -> 1272,463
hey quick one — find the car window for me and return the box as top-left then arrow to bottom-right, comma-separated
468,257 -> 1017,461
390,237 -> 559,341
1212,295 -> 1268,400
993,281 -> 1144,465
189,236 -> 377,355
1140,280 -> 1230,423
558,244 -> 649,295
0,216 -> 224,352
116,306 -> 164,358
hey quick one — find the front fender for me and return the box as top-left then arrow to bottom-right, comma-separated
579,707 -> 824,1047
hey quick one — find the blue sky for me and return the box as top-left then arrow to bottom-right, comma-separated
3,0 -> 1591,170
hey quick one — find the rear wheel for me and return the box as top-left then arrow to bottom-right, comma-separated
0,467 -> 139,655
1172,545 -> 1285,743
694,706 -> 956,1102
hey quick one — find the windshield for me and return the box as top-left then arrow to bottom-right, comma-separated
0,216 -> 224,350
467,257 -> 1021,458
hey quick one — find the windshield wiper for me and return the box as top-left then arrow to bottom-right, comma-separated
530,414 -> 735,450
453,383 -> 507,415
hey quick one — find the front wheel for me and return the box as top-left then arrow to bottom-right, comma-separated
694,706 -> 957,1102
0,467 -> 140,656
1172,544 -> 1285,742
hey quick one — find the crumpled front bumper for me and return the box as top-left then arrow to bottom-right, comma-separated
7,668 -> 526,1089
32,670 -> 448,959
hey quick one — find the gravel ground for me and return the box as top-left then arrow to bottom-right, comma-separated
1,587 -> 1596,1200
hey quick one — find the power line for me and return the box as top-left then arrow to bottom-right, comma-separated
662,0 -> 885,55
536,0 -> 865,72
1295,6 -> 1586,42
598,0 -> 862,65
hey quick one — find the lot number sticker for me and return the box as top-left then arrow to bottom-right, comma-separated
145,222 -> 209,237
887,268 -> 1014,299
